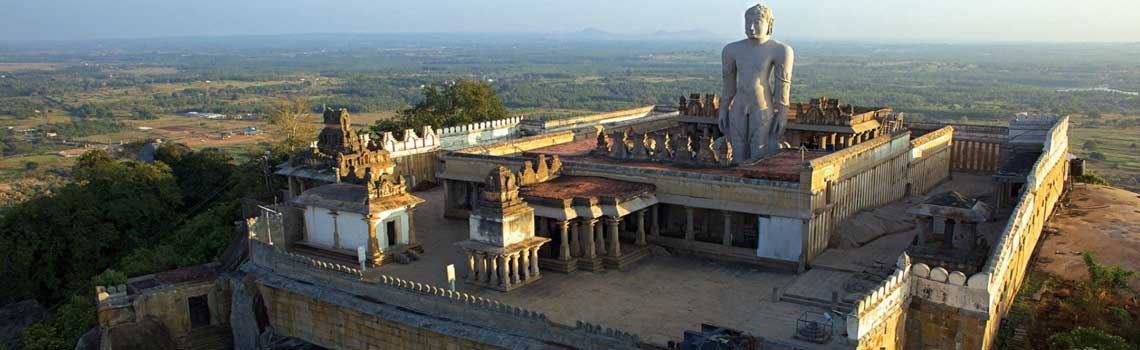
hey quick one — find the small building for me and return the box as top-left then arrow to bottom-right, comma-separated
456,166 -> 550,292
907,191 -> 991,273
277,108 -> 427,267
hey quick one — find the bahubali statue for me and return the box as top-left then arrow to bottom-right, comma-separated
718,3 -> 795,163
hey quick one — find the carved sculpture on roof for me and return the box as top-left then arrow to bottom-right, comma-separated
481,166 -> 523,210
289,108 -> 396,184
591,127 -> 732,168
679,93 -> 719,117
517,155 -> 562,186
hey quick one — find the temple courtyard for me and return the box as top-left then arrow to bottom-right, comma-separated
370,173 -> 1001,348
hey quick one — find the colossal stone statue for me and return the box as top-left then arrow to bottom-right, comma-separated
718,4 -> 794,162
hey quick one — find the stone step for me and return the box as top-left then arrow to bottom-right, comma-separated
779,294 -> 854,314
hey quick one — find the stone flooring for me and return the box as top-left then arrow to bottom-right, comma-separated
367,174 -> 998,349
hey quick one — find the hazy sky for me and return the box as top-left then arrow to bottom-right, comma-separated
2,0 -> 1138,42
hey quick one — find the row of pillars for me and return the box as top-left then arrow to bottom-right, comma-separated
681,206 -> 739,247
546,207 -> 656,261
466,246 -> 541,290
811,131 -> 876,151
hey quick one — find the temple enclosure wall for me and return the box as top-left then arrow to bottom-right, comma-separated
244,240 -> 644,350
847,116 -> 1069,350
805,132 -> 912,262
908,126 -> 954,195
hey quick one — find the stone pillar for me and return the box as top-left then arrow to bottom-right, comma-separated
559,221 -> 571,260
365,213 -> 381,265
595,221 -> 607,256
330,210 -> 340,249
510,253 -> 521,284
684,207 -> 695,241
468,182 -> 478,208
651,205 -> 660,236
521,250 -> 531,280
530,247 -> 541,278
722,211 -> 733,246
491,255 -> 501,285
406,211 -> 416,246
570,220 -> 581,257
499,255 -> 510,289
636,210 -> 647,246
583,219 -> 597,258
607,217 -> 622,257
466,250 -> 476,281
287,176 -> 297,199
480,253 -> 490,282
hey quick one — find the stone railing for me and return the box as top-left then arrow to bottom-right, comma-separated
248,241 -> 642,349
438,116 -> 526,136
846,254 -> 912,343
377,126 -> 440,156
908,263 -> 990,314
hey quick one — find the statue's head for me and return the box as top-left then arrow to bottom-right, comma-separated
745,4 -> 774,42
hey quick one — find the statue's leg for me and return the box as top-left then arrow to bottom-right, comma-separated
728,105 -> 751,161
748,108 -> 774,160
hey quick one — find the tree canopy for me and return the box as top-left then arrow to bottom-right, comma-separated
371,80 -> 508,137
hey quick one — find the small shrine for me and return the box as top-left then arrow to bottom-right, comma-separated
456,166 -> 550,292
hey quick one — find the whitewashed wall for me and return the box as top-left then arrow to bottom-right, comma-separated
302,206 -> 411,252
756,216 -> 803,262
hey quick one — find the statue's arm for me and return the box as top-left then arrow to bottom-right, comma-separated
719,45 -> 736,131
771,44 -> 795,138
773,44 -> 794,110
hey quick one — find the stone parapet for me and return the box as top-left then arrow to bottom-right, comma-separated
846,254 -> 912,345
248,240 -> 642,349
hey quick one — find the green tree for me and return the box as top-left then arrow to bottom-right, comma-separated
372,80 -> 508,137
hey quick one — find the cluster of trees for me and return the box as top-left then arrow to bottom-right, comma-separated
0,145 -> 284,349
370,80 -> 508,137
45,120 -> 129,139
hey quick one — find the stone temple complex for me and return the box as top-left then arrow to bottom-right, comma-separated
91,4 -> 1075,350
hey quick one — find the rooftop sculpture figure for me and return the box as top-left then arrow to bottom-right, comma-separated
719,4 -> 795,162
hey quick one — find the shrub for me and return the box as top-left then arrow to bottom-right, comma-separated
1074,172 -> 1109,186
1048,327 -> 1131,350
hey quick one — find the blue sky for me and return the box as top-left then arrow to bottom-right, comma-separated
2,0 -> 1138,42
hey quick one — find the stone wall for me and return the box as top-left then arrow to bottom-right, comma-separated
842,116 -> 1068,350
909,126 -> 954,196
247,241 -> 643,350
951,139 -> 1003,174
438,116 -> 526,150
846,254 -> 912,350
805,132 -> 912,262
96,269 -> 234,350
972,115 -> 1068,350
519,106 -> 656,134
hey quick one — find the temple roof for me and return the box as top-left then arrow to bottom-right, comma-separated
923,191 -> 977,209
520,176 -> 657,220
294,183 -> 425,214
